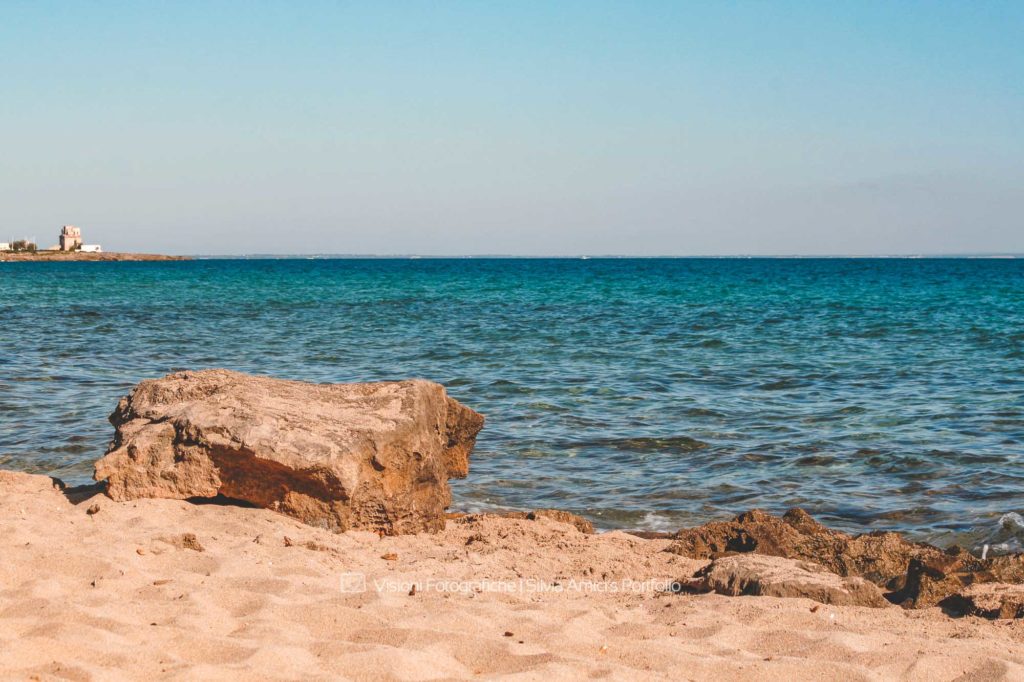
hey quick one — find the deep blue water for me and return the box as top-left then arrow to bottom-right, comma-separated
1,258 -> 1022,544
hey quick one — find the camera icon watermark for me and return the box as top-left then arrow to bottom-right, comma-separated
339,572 -> 367,593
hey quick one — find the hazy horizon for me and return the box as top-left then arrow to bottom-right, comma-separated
2,2 -> 1022,256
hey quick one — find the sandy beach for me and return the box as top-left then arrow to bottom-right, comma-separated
2,470 -> 1023,681
4,1 -> 1021,679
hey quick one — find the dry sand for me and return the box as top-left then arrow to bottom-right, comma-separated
2,470 -> 1023,681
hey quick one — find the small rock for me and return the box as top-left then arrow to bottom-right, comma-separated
686,554 -> 890,607
889,550 -> 1024,609
86,503 -> 101,515
381,552 -> 398,561
284,536 -> 294,547
942,583 -> 1024,619
179,533 -> 204,552
503,631 -> 514,637
161,533 -> 205,552
408,585 -> 417,596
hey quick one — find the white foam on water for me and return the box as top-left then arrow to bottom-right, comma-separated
639,512 -> 680,533
972,512 -> 1024,557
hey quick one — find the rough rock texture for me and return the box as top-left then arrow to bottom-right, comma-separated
667,509 -> 1024,609
667,509 -> 936,588
943,583 -> 1024,619
94,370 -> 484,534
890,549 -> 1024,609
687,554 -> 890,608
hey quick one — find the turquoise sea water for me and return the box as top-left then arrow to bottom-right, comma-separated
1,258 -> 1022,545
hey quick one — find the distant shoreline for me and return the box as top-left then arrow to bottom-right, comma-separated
3,252 -> 1021,262
0,251 -> 189,262
190,253 -> 1022,260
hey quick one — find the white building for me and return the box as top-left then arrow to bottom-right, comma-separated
81,244 -> 103,253
0,243 -> 10,252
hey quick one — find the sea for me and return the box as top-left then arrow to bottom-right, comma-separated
2,257 -> 1022,548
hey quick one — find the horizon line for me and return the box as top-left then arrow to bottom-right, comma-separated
180,253 -> 1023,259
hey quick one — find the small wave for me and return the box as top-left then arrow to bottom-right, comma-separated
793,455 -> 837,466
638,512 -> 681,533
973,512 -> 1024,557
683,409 -> 726,419
757,378 -> 805,391
569,435 -> 709,454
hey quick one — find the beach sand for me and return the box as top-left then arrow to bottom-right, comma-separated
2,470 -> 1023,681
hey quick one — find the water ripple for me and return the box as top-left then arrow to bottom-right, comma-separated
1,257 -> 1022,544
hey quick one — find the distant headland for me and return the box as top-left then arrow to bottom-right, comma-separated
0,225 -> 188,262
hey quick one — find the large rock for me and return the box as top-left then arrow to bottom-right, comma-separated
94,370 -> 484,534
686,554 -> 889,608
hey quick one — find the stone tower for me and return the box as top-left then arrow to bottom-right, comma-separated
59,225 -> 82,251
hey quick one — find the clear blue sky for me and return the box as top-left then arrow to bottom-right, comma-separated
2,1 -> 1021,255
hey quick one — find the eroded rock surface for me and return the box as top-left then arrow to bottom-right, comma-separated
94,370 -> 484,534
668,509 -> 936,588
687,554 -> 889,608
943,583 -> 1024,619
891,549 -> 1024,609
668,509 -> 1024,609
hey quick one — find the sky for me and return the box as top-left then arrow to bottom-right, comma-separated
1,1 -> 1021,256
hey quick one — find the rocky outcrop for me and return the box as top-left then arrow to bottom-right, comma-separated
94,370 -> 484,535
942,583 -> 1024,619
890,548 -> 1024,609
685,554 -> 889,608
667,509 -> 935,588
667,509 -> 1024,609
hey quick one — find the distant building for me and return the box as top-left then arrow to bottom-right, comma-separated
59,225 -> 83,251
81,244 -> 103,253
10,239 -> 37,252
0,242 -> 10,252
